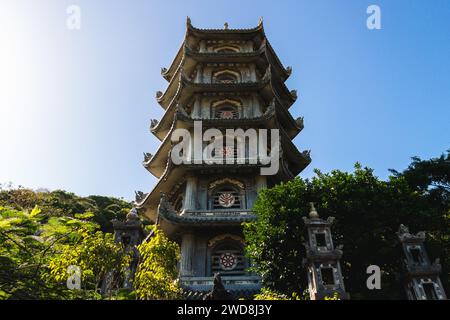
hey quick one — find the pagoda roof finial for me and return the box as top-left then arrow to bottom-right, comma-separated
258,17 -> 264,27
309,202 -> 320,219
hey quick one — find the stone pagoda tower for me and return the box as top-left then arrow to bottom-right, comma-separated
397,224 -> 447,300
303,203 -> 348,300
136,18 -> 311,297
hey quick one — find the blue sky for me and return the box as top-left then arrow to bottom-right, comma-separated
0,0 -> 449,200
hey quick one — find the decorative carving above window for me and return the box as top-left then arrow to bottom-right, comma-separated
212,69 -> 240,84
208,234 -> 244,247
215,74 -> 237,84
209,178 -> 244,191
212,44 -> 240,53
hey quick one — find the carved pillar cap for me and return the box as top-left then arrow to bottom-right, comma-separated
397,224 -> 426,242
126,207 -> 140,222
309,202 -> 320,219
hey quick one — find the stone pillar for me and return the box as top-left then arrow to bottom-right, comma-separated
246,40 -> 253,52
203,66 -> 212,83
252,94 -> 262,117
249,64 -> 257,82
192,95 -> 201,119
180,233 -> 195,277
202,98 -> 210,118
199,40 -> 206,53
183,176 -> 197,212
255,176 -> 267,192
195,64 -> 203,83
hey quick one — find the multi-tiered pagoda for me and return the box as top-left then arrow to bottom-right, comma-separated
136,18 -> 311,297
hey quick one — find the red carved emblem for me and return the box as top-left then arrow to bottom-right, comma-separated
218,192 -> 235,207
220,253 -> 237,270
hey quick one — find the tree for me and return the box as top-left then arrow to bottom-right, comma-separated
0,188 -> 184,300
244,162 -> 449,299
389,150 -> 450,296
0,205 -> 131,299
46,226 -> 131,297
133,227 -> 182,300
390,150 -> 450,195
0,189 -> 132,232
0,205 -> 69,299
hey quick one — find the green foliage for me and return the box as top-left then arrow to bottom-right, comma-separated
253,288 -> 291,300
390,150 -> 450,196
0,188 -> 183,300
324,292 -> 340,300
252,288 -> 307,300
0,206 -> 72,299
0,189 -> 132,232
134,227 -> 182,300
244,157 -> 449,300
46,229 -> 131,295
0,192 -> 133,300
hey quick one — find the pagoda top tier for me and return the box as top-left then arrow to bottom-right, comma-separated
186,16 -> 265,36
161,17 -> 291,83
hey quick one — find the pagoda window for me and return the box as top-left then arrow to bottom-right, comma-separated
121,234 -> 131,246
423,282 -> 438,300
315,232 -> 327,248
320,267 -> 335,286
208,179 -> 246,210
214,104 -> 239,119
212,99 -> 242,119
409,247 -> 423,265
211,241 -> 246,275
211,185 -> 241,210
212,70 -> 240,84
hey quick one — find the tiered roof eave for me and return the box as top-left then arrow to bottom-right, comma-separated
156,66 -> 297,113
150,96 -> 304,141
136,152 -> 309,224
161,18 -> 291,84
144,110 -> 310,179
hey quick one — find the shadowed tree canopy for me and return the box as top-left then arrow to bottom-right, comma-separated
390,150 -> 450,204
